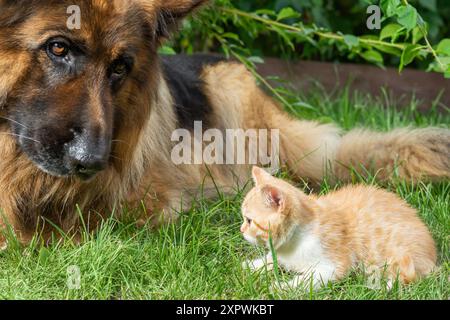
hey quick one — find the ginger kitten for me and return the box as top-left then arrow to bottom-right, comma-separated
241,167 -> 437,290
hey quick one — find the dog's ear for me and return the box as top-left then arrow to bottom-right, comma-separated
156,0 -> 208,38
0,66 -> 11,111
0,52 -> 29,110
139,0 -> 208,39
0,1 -> 29,109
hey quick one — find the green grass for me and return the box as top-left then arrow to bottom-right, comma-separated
0,87 -> 448,300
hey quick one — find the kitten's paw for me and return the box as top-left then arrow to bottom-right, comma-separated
366,266 -> 383,290
386,279 -> 394,291
365,266 -> 395,291
272,274 -> 322,293
269,282 -> 283,294
270,280 -> 302,294
242,258 -> 268,271
271,281 -> 289,292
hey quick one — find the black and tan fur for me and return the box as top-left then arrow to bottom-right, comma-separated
0,0 -> 449,246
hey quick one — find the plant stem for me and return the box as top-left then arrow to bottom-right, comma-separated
417,25 -> 445,70
220,7 -> 407,50
398,0 -> 445,70
231,51 -> 297,113
213,33 -> 297,112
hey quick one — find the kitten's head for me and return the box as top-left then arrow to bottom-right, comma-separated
240,167 -> 313,248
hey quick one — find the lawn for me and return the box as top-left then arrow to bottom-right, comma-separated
0,86 -> 448,300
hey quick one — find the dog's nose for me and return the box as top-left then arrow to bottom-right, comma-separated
66,128 -> 111,180
70,155 -> 107,180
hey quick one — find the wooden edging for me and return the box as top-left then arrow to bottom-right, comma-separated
257,58 -> 449,111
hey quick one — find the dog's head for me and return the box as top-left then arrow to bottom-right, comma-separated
0,0 -> 206,180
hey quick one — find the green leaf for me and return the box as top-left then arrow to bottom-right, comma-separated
221,32 -> 240,41
268,230 -> 280,283
360,50 -> 384,64
276,7 -> 300,21
38,248 -> 51,265
380,24 -> 404,41
360,35 -> 378,40
400,44 -> 422,71
440,60 -> 450,77
255,9 -> 276,17
292,101 -> 315,110
412,26 -> 424,44
271,26 -> 295,50
343,35 -> 359,49
427,58 -> 450,73
371,44 -> 402,57
380,0 -> 401,16
158,46 -> 176,55
396,5 -> 418,31
438,57 -> 450,65
247,56 -> 265,64
419,0 -> 437,12
436,39 -> 450,56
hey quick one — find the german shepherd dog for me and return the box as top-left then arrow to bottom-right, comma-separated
0,0 -> 449,246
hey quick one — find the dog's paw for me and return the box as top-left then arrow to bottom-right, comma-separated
137,207 -> 180,229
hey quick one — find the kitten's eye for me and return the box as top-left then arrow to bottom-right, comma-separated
245,217 -> 252,225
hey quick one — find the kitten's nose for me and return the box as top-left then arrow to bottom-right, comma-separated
240,224 -> 246,233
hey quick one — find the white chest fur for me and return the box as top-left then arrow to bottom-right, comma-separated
276,225 -> 336,281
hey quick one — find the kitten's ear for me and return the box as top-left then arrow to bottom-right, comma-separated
252,166 -> 274,186
261,185 -> 285,210
140,0 -> 208,38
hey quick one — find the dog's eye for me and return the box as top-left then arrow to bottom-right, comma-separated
47,41 -> 69,58
111,62 -> 128,76
109,56 -> 133,80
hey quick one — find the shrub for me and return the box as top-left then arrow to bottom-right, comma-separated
167,0 -> 450,78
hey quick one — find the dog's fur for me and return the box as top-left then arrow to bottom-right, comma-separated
0,0 -> 449,246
